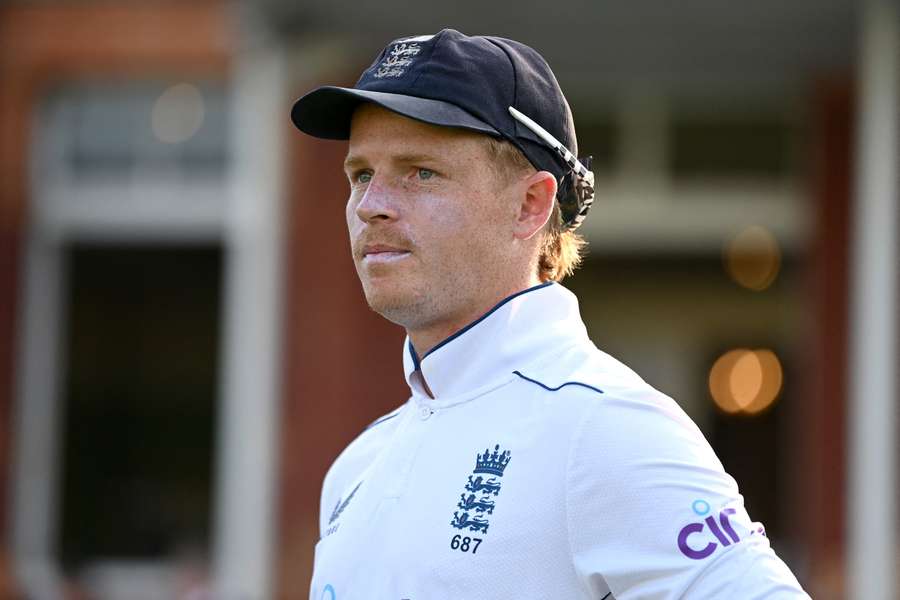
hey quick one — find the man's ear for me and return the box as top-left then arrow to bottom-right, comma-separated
513,170 -> 557,240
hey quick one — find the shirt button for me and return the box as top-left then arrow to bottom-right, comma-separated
419,406 -> 432,420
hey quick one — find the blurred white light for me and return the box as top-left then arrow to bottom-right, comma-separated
151,83 -> 205,144
723,225 -> 781,291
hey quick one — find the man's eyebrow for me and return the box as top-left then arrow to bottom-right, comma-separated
343,154 -> 367,172
391,153 -> 444,165
342,152 -> 445,172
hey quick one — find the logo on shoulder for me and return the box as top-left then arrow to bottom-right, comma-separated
447,444 -> 511,554
325,480 -> 362,537
677,499 -> 766,560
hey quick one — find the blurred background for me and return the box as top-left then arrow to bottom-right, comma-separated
0,0 -> 897,598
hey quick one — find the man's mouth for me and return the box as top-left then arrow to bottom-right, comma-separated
362,244 -> 412,263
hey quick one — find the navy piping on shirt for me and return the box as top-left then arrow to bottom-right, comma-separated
406,281 -> 555,366
364,412 -> 401,431
512,370 -> 605,395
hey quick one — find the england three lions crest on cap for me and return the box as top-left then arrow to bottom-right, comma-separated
450,444 -> 511,539
373,35 -> 434,79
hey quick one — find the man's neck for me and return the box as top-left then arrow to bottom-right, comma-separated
407,277 -> 542,358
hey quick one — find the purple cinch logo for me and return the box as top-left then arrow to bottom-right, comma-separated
677,500 -> 742,560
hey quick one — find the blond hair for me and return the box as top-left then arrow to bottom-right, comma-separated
481,136 -> 587,282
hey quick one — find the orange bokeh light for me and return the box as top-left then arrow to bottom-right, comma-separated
709,348 -> 783,416
723,226 -> 782,292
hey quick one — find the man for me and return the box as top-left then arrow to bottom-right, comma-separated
291,29 -> 810,599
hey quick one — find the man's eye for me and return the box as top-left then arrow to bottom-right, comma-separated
355,171 -> 372,184
417,168 -> 435,180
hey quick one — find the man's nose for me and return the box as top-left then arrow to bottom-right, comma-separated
355,180 -> 400,223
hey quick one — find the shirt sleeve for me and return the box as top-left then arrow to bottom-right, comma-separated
565,388 -> 811,599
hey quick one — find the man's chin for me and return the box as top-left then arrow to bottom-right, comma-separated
362,285 -> 424,327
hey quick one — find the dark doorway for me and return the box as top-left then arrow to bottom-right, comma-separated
58,244 -> 222,571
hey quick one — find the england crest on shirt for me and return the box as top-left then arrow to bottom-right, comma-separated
450,444 -> 512,536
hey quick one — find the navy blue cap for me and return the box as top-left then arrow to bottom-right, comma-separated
291,29 -> 594,229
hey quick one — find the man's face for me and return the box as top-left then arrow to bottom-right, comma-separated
344,104 -> 520,331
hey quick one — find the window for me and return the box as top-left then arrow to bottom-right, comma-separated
40,82 -> 229,183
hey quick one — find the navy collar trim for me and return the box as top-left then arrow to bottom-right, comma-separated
407,281 -> 554,366
408,339 -> 421,371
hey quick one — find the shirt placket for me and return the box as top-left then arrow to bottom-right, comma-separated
382,400 -> 435,499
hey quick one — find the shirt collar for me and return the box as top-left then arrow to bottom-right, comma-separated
401,281 -> 590,404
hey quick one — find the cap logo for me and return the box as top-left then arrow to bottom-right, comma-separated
373,42 -> 423,78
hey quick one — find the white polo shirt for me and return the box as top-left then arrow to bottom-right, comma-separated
309,282 -> 810,599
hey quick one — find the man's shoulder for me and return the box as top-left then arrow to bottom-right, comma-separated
513,341 -> 650,402
321,402 -> 409,498
517,343 -> 729,504
335,401 -> 407,466
362,402 -> 408,433
513,342 -> 704,440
